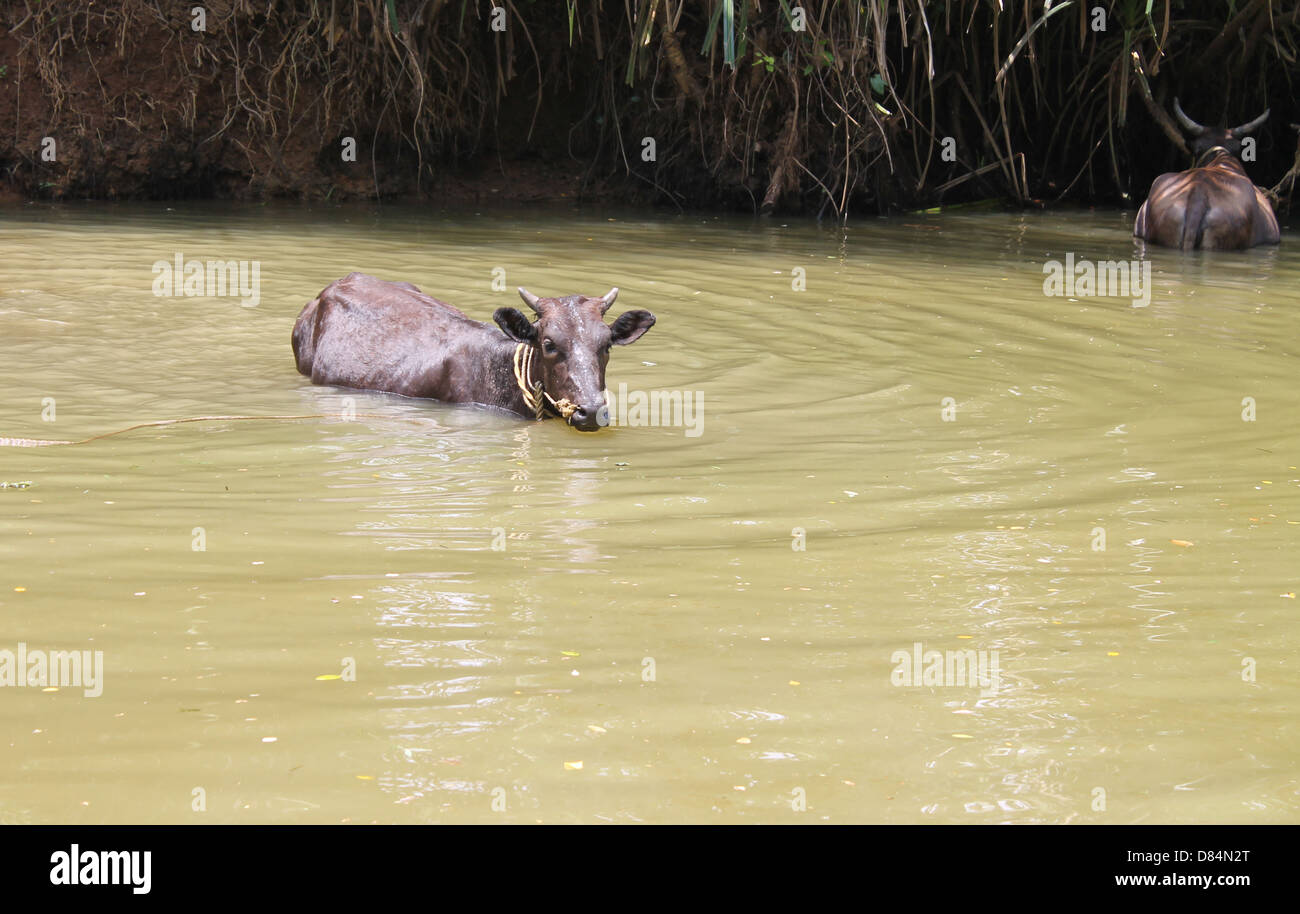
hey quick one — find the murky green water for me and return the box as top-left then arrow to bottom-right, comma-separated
1,202 -> 1297,823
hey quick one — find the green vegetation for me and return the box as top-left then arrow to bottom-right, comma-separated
2,1 -> 1296,214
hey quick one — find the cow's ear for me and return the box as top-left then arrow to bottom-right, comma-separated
609,310 -> 655,346
494,307 -> 537,343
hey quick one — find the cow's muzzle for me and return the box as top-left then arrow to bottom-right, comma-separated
569,403 -> 610,431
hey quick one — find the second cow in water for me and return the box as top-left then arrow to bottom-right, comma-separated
292,273 -> 655,431
1134,100 -> 1280,251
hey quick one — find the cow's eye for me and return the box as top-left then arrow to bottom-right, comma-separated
542,339 -> 558,356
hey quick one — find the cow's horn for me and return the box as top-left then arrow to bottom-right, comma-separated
518,287 -> 542,314
1230,109 -> 1270,138
1172,98 -> 1206,137
599,287 -> 619,314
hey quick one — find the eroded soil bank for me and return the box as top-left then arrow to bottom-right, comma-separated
2,2 -> 1297,214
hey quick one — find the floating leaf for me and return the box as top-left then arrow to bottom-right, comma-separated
316,674 -> 342,681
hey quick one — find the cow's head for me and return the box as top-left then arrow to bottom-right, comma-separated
493,287 -> 655,431
1173,98 -> 1270,159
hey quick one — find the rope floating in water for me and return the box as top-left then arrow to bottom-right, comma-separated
0,438 -> 71,448
0,413 -> 438,448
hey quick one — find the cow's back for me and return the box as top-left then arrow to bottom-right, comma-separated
295,272 -> 490,397
1136,163 -> 1280,251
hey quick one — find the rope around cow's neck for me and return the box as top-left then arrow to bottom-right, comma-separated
1196,145 -> 1233,167
0,413 -> 438,448
512,343 -> 578,422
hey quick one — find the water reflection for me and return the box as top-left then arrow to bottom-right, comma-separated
0,203 -> 1296,822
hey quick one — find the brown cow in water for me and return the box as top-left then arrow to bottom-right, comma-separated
1134,100 -> 1280,251
292,273 -> 655,430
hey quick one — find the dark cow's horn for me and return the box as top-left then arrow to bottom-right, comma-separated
1230,109 -> 1270,138
518,287 -> 542,315
1172,98 -> 1206,137
598,287 -> 619,315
